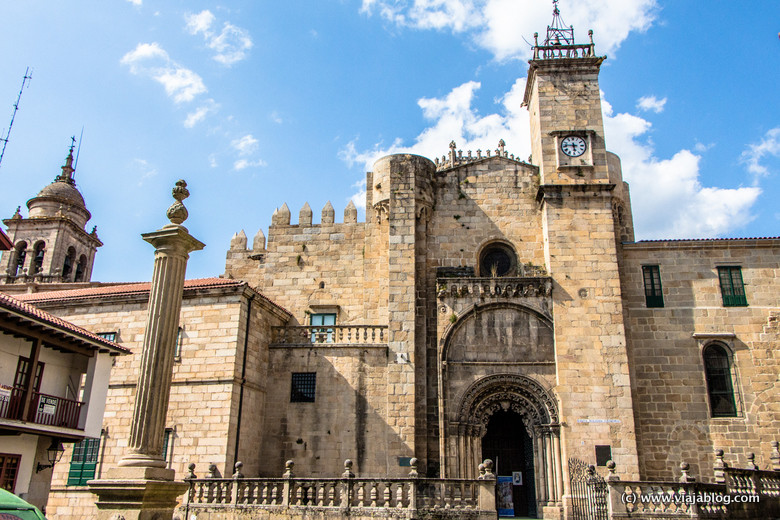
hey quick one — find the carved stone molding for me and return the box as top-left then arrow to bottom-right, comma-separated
373,200 -> 389,223
457,373 -> 559,434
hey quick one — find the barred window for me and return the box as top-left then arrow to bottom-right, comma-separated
718,267 -> 747,307
290,373 -> 316,403
642,265 -> 664,308
67,438 -> 101,486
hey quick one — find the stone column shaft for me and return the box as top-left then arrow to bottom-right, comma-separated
119,227 -> 204,471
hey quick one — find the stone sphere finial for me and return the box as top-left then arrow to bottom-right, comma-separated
342,459 -> 355,478
166,180 -> 190,225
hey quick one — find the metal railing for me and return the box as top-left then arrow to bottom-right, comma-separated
0,386 -> 83,430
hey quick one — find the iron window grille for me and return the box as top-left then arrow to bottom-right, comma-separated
290,372 -> 316,403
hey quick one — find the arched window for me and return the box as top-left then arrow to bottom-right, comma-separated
74,255 -> 87,282
12,242 -> 27,276
62,246 -> 76,280
703,344 -> 737,417
478,242 -> 517,277
31,241 -> 45,276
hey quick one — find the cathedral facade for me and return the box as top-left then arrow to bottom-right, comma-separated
2,19 -> 778,520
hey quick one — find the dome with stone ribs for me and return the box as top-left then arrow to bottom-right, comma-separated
26,149 -> 91,229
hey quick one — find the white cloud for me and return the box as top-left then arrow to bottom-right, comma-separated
350,178 -> 367,211
636,95 -> 667,113
740,127 -> 780,184
185,10 -> 215,35
341,79 -> 761,240
231,134 -> 259,156
184,99 -> 219,128
270,111 -> 283,124
601,98 -> 760,238
340,78 -> 530,174
360,0 -> 658,61
234,159 -> 267,170
185,10 -> 253,66
126,0 -> 142,5
133,158 -> 157,186
121,43 -> 207,103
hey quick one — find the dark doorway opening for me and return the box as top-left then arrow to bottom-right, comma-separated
481,410 -> 536,518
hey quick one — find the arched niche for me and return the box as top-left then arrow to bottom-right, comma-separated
442,302 -> 554,364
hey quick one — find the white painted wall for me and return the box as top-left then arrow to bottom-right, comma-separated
1,434 -> 39,495
79,352 -> 112,437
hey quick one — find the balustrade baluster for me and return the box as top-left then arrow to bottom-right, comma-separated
396,482 -> 405,508
383,482 -> 391,506
370,481 -> 378,506
357,481 -> 365,507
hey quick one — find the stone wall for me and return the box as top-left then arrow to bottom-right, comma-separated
30,282 -> 287,520
224,203 -> 367,325
621,239 -> 780,481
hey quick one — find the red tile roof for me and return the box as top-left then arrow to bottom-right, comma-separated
15,277 -> 291,317
0,229 -> 12,250
0,292 -> 129,354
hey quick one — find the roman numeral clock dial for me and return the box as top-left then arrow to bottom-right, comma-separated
560,135 -> 587,157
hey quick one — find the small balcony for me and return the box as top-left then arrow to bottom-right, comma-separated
271,325 -> 388,347
0,386 -> 84,431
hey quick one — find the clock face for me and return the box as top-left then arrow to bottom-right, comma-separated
561,135 -> 587,157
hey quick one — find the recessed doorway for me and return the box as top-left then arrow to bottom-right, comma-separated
481,410 -> 537,518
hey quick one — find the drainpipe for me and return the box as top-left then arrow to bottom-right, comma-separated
233,294 -> 254,469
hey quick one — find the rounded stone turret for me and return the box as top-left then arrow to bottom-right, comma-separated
27,149 -> 91,229
371,154 -> 436,214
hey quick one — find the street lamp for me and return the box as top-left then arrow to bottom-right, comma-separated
36,438 -> 65,473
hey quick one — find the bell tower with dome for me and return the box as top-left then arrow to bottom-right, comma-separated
0,141 -> 102,289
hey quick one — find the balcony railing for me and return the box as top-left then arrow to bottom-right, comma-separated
271,325 -> 388,346
533,42 -> 596,60
0,386 -> 83,430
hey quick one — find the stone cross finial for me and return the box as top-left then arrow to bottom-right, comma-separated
166,180 -> 190,225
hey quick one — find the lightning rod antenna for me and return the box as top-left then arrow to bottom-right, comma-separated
73,126 -> 84,175
0,67 -> 33,170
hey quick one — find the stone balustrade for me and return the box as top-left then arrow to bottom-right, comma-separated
182,459 -> 496,520
605,448 -> 780,519
271,325 -> 388,346
437,276 -> 552,300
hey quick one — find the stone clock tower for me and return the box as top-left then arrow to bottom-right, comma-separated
523,2 -> 642,488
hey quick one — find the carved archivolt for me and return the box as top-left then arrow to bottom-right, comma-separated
457,373 -> 559,437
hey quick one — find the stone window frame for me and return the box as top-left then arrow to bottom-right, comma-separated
641,264 -> 664,308
693,333 -> 743,419
477,240 -> 518,277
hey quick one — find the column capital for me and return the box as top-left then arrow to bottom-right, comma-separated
142,225 -> 205,256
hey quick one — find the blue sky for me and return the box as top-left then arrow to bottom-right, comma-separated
1,1 -> 778,282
